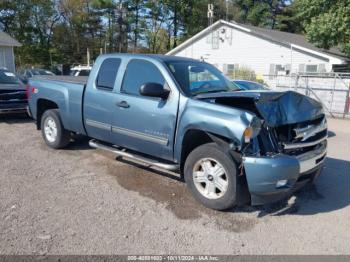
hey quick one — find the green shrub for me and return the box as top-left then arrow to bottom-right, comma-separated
226,66 -> 267,85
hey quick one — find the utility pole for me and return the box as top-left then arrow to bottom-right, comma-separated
118,2 -> 123,53
87,48 -> 90,67
116,1 -> 128,53
109,9 -> 113,52
208,4 -> 214,27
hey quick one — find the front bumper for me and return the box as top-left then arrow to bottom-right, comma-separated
243,142 -> 327,205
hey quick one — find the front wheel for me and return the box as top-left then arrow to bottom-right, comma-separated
184,143 -> 238,210
41,109 -> 70,149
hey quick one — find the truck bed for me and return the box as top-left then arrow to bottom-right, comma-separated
28,76 -> 87,135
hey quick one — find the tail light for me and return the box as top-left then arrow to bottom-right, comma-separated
25,84 -> 38,100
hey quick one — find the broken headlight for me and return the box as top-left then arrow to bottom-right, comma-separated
244,117 -> 262,143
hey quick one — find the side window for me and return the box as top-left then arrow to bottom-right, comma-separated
96,58 -> 121,90
121,59 -> 165,96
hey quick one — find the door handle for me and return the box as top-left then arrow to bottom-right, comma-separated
117,101 -> 130,108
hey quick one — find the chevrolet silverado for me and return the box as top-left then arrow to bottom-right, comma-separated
27,54 -> 327,210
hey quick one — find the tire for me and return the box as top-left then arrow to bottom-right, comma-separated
184,142 -> 238,210
40,109 -> 70,149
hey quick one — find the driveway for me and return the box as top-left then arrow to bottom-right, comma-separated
0,114 -> 349,255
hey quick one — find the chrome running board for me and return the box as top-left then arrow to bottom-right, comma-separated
89,139 -> 179,171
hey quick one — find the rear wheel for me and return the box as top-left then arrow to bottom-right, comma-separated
41,109 -> 70,149
184,143 -> 238,210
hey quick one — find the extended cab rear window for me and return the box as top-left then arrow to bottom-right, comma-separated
96,58 -> 121,90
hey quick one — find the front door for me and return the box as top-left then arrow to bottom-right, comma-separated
111,59 -> 179,161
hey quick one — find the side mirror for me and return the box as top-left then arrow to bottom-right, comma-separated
140,82 -> 169,99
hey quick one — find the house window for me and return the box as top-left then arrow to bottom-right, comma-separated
211,31 -> 219,49
223,64 -> 239,76
318,64 -> 326,73
306,64 -> 318,73
227,64 -> 235,75
269,64 -> 291,78
275,64 -> 285,74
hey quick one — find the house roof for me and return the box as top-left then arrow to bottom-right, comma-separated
242,23 -> 347,59
167,20 -> 348,62
0,31 -> 21,47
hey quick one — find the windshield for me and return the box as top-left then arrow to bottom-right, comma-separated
233,80 -> 268,90
32,69 -> 55,76
165,61 -> 240,96
0,70 -> 20,84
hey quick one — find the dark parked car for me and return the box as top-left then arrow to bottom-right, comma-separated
18,68 -> 55,83
233,80 -> 269,90
0,68 -> 27,114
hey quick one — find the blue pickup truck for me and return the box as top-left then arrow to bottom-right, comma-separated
27,54 -> 327,210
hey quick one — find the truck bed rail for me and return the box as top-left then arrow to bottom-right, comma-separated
32,76 -> 88,85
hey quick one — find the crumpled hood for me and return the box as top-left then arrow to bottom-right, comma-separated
196,90 -> 324,127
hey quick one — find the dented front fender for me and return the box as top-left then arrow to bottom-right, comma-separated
174,96 -> 256,162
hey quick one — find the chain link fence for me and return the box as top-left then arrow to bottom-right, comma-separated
263,73 -> 350,118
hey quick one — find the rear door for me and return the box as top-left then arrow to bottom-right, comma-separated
111,58 -> 179,161
83,58 -> 121,142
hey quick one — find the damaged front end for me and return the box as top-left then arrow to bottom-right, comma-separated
198,91 -> 327,205
242,115 -> 327,205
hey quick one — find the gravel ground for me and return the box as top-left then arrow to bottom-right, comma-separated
0,114 -> 350,255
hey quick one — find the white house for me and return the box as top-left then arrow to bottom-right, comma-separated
167,20 -> 349,77
0,31 -> 21,72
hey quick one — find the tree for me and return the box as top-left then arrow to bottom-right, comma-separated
0,0 -> 303,67
144,0 -> 167,53
0,0 -> 61,66
91,0 -> 115,52
127,0 -> 146,52
274,3 -> 302,33
295,0 -> 350,56
58,0 -> 104,63
233,0 -> 291,29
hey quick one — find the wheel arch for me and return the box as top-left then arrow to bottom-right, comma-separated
179,128 -> 239,174
36,99 -> 59,130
